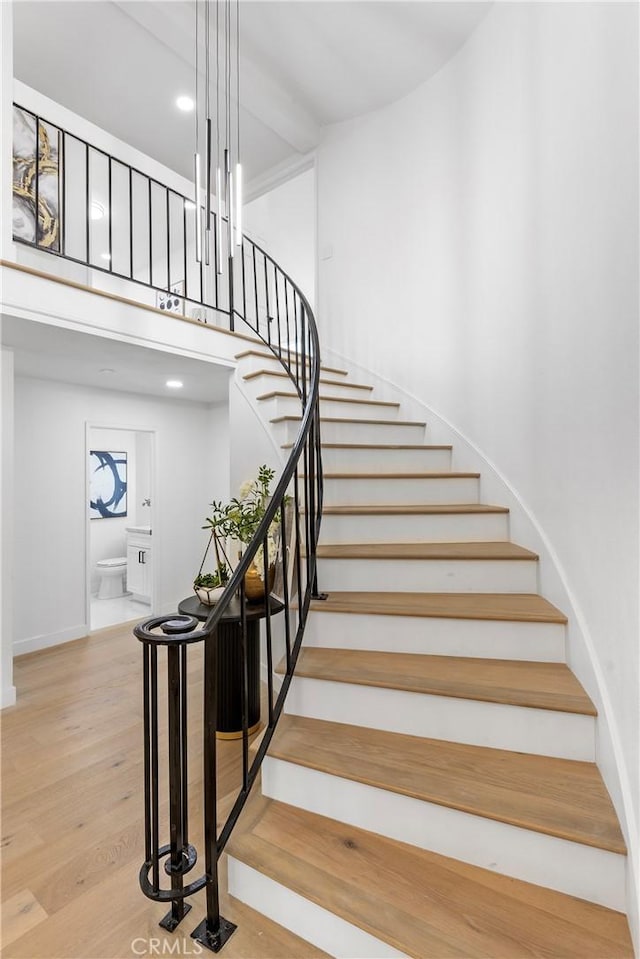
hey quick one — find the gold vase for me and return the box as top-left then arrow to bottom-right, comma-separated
244,561 -> 275,603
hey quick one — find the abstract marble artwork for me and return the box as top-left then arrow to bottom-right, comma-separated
13,105 -> 62,251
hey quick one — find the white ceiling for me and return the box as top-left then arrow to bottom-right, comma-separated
13,1 -> 491,186
0,316 -> 233,403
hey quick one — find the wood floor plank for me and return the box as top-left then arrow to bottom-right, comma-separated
244,369 -> 373,391
229,793 -> 633,959
282,647 -> 596,715
317,541 -> 538,560
268,715 -> 625,853
1,626 -> 325,959
1,889 -> 48,948
309,591 -> 568,622
258,390 -> 398,408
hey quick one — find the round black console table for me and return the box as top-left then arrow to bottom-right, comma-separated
177,594 -> 284,739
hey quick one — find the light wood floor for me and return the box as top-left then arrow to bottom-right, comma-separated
1,623 -> 327,959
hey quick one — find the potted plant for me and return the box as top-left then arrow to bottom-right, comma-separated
193,564 -> 230,606
201,465 -> 281,603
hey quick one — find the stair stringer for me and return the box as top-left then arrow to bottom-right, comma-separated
319,346 -> 639,942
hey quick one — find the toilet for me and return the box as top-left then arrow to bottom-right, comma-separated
96,556 -> 128,600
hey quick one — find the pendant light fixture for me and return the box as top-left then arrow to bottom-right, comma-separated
193,0 -> 243,272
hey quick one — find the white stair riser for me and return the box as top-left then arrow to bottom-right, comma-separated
246,373 -> 373,400
319,510 -> 509,543
262,759 -> 625,912
317,557 -> 539,593
320,447 -> 452,473
284,677 -> 594,760
275,419 -> 427,446
228,858 -> 408,959
262,395 -> 400,421
303,611 -> 566,662
322,475 -> 479,507
240,352 -> 348,378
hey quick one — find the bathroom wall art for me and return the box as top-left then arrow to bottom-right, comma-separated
90,450 -> 128,519
13,105 -> 62,252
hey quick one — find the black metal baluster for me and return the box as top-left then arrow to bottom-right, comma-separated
148,178 -> 153,286
191,628 -> 237,952
85,142 -> 90,262
284,281 -> 292,384
241,238 -> 247,326
160,644 -> 191,931
183,197 -> 189,303
142,643 -> 152,867
180,644 -> 189,849
60,130 -> 66,255
129,167 -> 134,279
166,187 -> 171,293
150,645 -> 160,894
240,580 -> 249,791
252,243 -> 259,331
280,499 -> 292,671
264,253 -> 271,346
263,534 -> 274,728
274,264 -> 282,358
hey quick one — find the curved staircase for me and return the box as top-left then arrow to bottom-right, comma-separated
228,350 -> 633,958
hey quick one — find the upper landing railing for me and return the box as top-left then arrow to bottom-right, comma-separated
12,102 -> 295,339
12,104 -> 325,951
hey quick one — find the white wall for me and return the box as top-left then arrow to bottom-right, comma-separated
244,168 -> 316,308
0,348 -> 16,706
88,427 -> 137,596
13,376 -> 230,653
317,0 -> 639,939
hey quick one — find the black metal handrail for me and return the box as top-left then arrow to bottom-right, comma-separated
13,106 -> 324,950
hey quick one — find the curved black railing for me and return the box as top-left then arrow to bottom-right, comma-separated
12,102 -> 324,950
133,246 -> 323,952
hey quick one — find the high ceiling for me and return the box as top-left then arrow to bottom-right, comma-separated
13,1 -> 491,188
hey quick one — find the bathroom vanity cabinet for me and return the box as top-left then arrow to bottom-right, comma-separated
126,527 -> 152,604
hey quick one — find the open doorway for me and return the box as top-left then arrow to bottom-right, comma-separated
87,424 -> 156,631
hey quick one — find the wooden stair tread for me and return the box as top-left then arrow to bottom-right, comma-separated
282,442 -> 452,450
271,414 -> 426,426
228,794 -> 632,958
244,369 -> 373,391
268,715 -> 624,853
258,390 -> 399,408
235,348 -> 348,376
310,591 -> 567,623
317,541 -> 538,560
278,647 -> 596,715
320,503 -> 508,515
320,470 -> 479,479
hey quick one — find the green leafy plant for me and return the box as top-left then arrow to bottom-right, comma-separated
194,565 -> 229,590
203,465 -> 276,545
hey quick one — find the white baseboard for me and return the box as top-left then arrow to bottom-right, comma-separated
1,685 -> 16,708
13,623 -> 89,656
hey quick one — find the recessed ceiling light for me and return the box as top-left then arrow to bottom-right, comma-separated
166,379 -> 184,389
99,368 -> 116,375
100,252 -> 111,261
91,201 -> 105,221
176,95 -> 194,113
